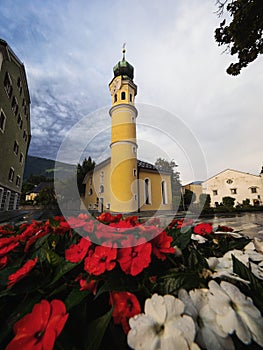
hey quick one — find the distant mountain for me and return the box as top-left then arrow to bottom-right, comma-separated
23,155 -> 76,180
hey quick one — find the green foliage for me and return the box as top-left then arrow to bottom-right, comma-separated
77,156 -> 95,195
155,158 -> 181,196
222,196 -> 235,208
215,0 -> 263,75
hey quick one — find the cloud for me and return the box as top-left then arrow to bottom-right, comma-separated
0,0 -> 262,183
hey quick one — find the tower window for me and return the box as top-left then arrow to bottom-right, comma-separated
114,94 -> 117,102
4,73 -> 12,98
13,141 -> 19,155
133,169 -> 137,177
99,185 -> 104,194
132,146 -> 136,154
121,91 -> 126,100
16,175 -> 21,187
130,94 -> 132,102
8,168 -> 14,182
0,111 -> 6,132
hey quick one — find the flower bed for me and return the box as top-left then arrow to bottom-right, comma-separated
0,213 -> 263,349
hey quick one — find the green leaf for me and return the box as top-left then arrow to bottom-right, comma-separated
188,248 -> 209,271
65,288 -> 90,310
46,261 -> 78,288
172,229 -> 192,250
86,308 -> 113,350
156,271 -> 200,295
45,249 -> 63,266
232,254 -> 263,310
95,274 -> 137,299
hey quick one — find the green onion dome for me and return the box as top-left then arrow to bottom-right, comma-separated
113,45 -> 134,80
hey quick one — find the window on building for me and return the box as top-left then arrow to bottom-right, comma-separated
212,190 -> 218,196
144,178 -> 151,205
226,179 -> 233,184
121,91 -> 126,100
8,168 -> 14,182
23,130 -> 27,141
134,194 -> 137,201
89,177 -> 92,185
131,116 -> 135,123
4,190 -> 11,211
106,203 -> 110,209
13,141 -> 19,155
130,93 -> 132,102
99,185 -> 104,194
161,180 -> 168,205
133,169 -> 137,177
19,153 -> 24,164
0,188 -> 4,208
132,146 -> 136,154
88,188 -> 93,196
12,97 -> 19,116
251,187 -> 257,194
230,188 -> 237,195
16,175 -> 21,187
100,171 -> 104,183
4,72 -> 12,98
88,204 -> 92,210
17,115 -> 23,129
114,94 -> 117,102
17,77 -> 22,95
0,111 -> 6,132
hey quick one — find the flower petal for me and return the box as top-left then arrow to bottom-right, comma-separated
145,294 -> 166,324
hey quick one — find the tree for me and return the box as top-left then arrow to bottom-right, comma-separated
77,157 -> 95,195
222,196 -> 235,209
199,193 -> 211,209
154,158 -> 181,196
215,0 -> 263,75
183,189 -> 196,210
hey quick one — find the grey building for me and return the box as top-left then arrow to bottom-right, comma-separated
0,39 -> 31,210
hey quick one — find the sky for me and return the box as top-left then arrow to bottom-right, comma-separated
0,0 -> 262,184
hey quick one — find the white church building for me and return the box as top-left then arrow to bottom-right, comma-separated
202,167 -> 263,207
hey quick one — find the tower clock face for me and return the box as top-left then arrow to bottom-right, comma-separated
110,77 -> 122,95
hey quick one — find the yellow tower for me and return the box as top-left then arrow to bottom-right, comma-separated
109,46 -> 138,212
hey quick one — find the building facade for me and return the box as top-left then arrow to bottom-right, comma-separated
0,39 -> 31,211
202,168 -> 263,207
82,49 -> 172,213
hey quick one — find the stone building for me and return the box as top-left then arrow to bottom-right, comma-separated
82,48 -> 172,213
0,39 -> 31,210
202,168 -> 263,207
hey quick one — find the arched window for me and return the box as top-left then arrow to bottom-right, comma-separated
130,93 -> 132,102
114,94 -> 117,102
121,91 -> 126,100
100,171 -> 104,183
144,178 -> 151,205
99,185 -> 104,193
161,180 -> 167,205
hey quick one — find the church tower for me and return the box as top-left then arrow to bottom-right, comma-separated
109,46 -> 138,212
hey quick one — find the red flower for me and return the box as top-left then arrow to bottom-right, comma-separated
6,299 -> 68,350
95,223 -> 126,241
97,212 -> 122,223
79,278 -> 97,294
84,244 -> 117,275
0,237 -> 19,257
193,223 -> 213,236
216,225 -> 234,232
65,237 -> 92,263
83,220 -> 94,233
110,291 -> 141,334
7,257 -> 38,289
0,255 -> 8,269
151,231 -> 175,260
117,238 -> 152,276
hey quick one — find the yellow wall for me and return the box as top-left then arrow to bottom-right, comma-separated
139,171 -> 172,211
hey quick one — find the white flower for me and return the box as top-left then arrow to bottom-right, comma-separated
128,293 -> 200,350
253,237 -> 263,254
206,250 -> 250,283
179,288 -> 234,350
191,234 -> 207,244
208,280 -> 263,347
